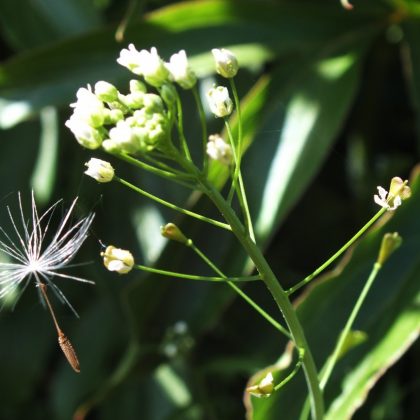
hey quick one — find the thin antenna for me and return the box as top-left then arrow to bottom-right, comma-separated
38,282 -> 81,373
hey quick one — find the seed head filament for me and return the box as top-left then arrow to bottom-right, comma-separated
38,282 -> 81,373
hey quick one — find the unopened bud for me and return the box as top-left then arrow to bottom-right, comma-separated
212,48 -> 239,78
101,245 -> 134,274
84,158 -> 114,183
161,223 -> 189,244
377,232 -> 402,266
94,81 -> 119,102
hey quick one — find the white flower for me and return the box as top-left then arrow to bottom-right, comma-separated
166,50 -> 197,89
374,177 -> 411,211
212,48 -> 239,78
70,85 -> 106,128
0,192 -> 94,317
101,245 -> 134,274
85,158 -> 115,183
374,186 -> 401,211
206,134 -> 232,165
117,44 -> 144,74
206,86 -> 233,117
117,45 -> 169,87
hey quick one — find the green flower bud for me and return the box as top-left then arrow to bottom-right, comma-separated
161,223 -> 189,244
130,79 -> 147,94
377,232 -> 402,266
94,81 -> 119,102
103,108 -> 124,125
143,93 -> 165,113
160,83 -> 177,106
118,92 -> 144,109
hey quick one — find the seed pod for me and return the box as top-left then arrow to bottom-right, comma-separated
58,330 -> 80,373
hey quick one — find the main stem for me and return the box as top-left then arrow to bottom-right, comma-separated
201,179 -> 324,420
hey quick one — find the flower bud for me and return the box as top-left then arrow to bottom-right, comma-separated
212,48 -> 239,78
94,81 -> 119,102
206,86 -> 233,117
118,92 -> 144,109
246,372 -> 274,398
103,108 -> 124,125
101,245 -> 134,274
161,223 -> 189,244
160,83 -> 177,106
65,116 -> 103,149
108,120 -> 140,154
206,134 -> 232,165
129,79 -> 147,94
84,158 -> 114,183
389,177 -> 411,201
166,50 -> 197,89
143,93 -> 165,113
377,232 -> 402,266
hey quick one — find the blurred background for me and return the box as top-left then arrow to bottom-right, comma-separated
0,0 -> 419,419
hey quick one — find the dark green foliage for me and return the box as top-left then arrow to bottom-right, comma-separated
0,1 -> 419,419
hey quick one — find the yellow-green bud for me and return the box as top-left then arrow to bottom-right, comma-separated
161,223 -> 189,244
377,232 -> 402,266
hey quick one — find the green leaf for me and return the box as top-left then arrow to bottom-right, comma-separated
0,0 -> 101,50
0,0 -> 388,128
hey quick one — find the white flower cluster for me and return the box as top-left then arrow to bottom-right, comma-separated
66,46 -> 240,153
117,45 -> 196,90
65,79 -> 170,154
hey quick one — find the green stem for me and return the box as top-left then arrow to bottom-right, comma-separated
110,151 -> 196,189
134,263 -> 260,282
274,347 -> 305,391
192,86 -> 208,173
300,262 -> 382,420
115,176 -> 231,231
189,241 -> 291,338
287,208 -> 387,295
175,92 -> 192,162
224,120 -> 256,242
319,262 -> 382,389
200,179 -> 324,420
229,78 -> 243,185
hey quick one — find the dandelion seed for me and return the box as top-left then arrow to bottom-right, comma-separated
0,192 -> 95,317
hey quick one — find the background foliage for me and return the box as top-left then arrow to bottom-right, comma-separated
0,0 -> 419,419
